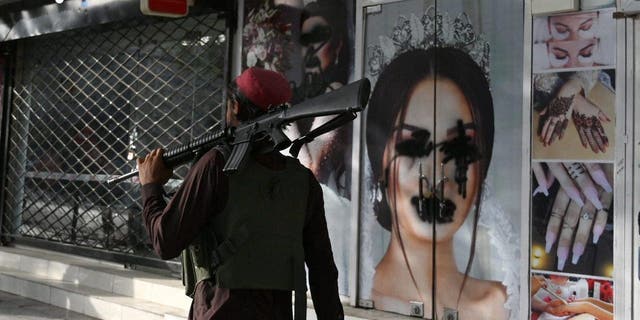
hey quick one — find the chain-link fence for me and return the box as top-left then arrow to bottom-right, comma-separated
1,12 -> 228,266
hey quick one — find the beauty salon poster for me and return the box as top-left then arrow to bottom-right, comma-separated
533,8 -> 615,73
357,0 -> 522,319
0,57 -> 4,114
241,0 -> 355,295
530,6 -> 616,320
531,271 -> 614,320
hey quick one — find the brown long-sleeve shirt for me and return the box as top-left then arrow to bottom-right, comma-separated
141,148 -> 344,320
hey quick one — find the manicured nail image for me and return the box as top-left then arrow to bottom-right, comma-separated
593,225 -> 604,244
584,188 -> 603,210
533,185 -> 549,197
546,174 -> 555,185
532,163 -> 549,196
557,246 -> 569,271
545,232 -> 556,253
572,243 -> 584,265
565,188 -> 584,207
591,170 -> 613,193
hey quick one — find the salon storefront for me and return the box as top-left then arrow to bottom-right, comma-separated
0,0 -> 639,319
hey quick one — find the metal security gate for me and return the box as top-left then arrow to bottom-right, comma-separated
1,12 -> 229,269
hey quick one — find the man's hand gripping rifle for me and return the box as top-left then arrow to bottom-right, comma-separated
107,78 -> 371,185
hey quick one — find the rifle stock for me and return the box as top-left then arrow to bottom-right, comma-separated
284,78 -> 370,121
107,78 -> 371,184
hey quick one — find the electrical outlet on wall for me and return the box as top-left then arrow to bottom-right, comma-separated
532,0 -> 579,14
409,301 -> 424,317
443,308 -> 459,320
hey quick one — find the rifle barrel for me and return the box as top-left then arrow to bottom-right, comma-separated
107,128 -> 229,185
107,171 -> 139,185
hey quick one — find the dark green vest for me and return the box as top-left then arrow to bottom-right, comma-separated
213,155 -> 308,290
181,155 -> 309,306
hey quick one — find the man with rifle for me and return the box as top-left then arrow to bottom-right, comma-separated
136,67 -> 344,320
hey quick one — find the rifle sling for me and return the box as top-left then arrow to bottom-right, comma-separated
289,112 -> 357,158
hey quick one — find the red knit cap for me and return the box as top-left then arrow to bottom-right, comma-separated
235,67 -> 292,111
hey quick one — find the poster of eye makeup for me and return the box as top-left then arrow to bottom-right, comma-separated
357,0 -> 522,319
530,271 -> 614,320
240,0 -> 355,295
533,8 -> 616,73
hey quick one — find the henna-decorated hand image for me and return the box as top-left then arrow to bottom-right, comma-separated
538,88 -> 611,151
571,93 -> 611,153
537,78 -> 584,147
533,71 -> 615,160
539,94 -> 573,146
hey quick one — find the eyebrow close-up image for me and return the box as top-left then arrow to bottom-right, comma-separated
548,12 -> 598,41
532,8 -> 616,72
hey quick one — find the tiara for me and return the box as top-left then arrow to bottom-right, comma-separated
366,6 -> 490,83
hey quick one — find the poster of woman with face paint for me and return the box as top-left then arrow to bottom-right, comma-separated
293,0 -> 355,296
241,0 -> 356,295
366,47 -> 507,319
358,1 -> 523,319
291,0 -> 353,193
533,8 -> 616,72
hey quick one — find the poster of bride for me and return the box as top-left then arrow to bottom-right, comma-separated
356,1 -> 523,319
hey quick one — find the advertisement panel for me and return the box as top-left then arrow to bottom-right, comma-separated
357,0 -> 523,319
530,6 -> 616,320
241,0 -> 355,295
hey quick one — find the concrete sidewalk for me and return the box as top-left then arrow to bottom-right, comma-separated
0,290 -> 97,320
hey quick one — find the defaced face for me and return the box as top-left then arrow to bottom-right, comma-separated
382,77 -> 479,242
548,12 -> 598,41
547,38 -> 598,69
301,15 -> 340,72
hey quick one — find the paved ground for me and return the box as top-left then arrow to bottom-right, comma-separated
0,291 -> 97,320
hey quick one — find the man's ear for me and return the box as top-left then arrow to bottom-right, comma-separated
226,100 -> 241,126
230,100 -> 240,115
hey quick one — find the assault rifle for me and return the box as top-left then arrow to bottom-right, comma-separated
107,78 -> 371,185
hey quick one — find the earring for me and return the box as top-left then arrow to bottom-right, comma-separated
373,180 -> 386,202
